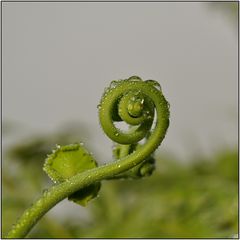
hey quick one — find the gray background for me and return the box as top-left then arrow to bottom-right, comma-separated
3,2 -> 238,163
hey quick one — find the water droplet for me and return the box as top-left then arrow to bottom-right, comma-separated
128,76 -> 142,81
97,104 -> 101,109
128,103 -> 133,111
131,96 -> 136,101
25,211 -> 30,217
80,142 -> 84,146
128,100 -> 143,117
146,80 -> 162,91
36,200 -> 42,207
56,144 -> 61,149
110,80 -> 118,88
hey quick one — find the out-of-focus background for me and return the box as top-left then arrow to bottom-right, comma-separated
2,2 -> 238,238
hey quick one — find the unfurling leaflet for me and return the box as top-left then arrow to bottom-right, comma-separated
6,76 -> 170,238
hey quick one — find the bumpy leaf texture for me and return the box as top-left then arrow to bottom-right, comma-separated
43,143 -> 100,206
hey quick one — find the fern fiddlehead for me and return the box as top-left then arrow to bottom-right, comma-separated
5,76 -> 170,238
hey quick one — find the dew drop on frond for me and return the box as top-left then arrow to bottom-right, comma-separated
128,76 -> 142,81
145,79 -> 162,91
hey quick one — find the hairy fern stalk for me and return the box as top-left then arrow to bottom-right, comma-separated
6,76 -> 170,238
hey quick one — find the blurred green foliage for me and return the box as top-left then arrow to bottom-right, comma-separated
2,129 -> 238,238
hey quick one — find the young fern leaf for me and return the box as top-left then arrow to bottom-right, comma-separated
43,143 -> 101,206
5,76 -> 170,238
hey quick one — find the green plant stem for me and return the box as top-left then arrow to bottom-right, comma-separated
6,77 -> 170,238
6,121 -> 165,238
